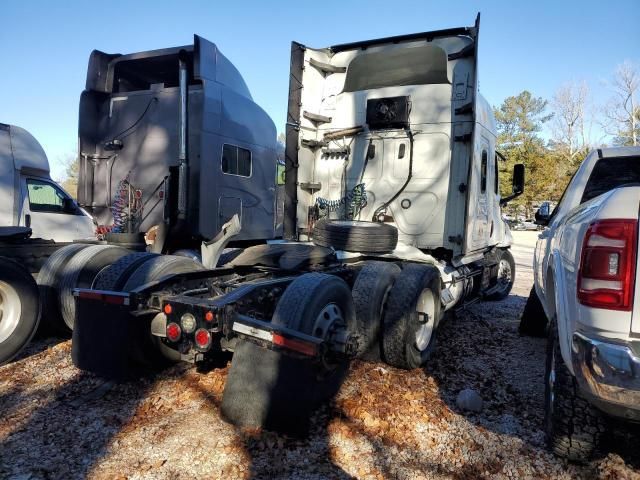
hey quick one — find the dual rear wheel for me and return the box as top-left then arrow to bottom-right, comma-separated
222,262 -> 443,432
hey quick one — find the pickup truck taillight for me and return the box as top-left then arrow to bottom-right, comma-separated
578,219 -> 638,311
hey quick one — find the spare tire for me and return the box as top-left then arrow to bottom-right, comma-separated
312,219 -> 398,253
0,257 -> 40,365
58,245 -> 129,330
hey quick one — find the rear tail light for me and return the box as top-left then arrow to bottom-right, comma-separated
166,322 -> 182,342
194,329 -> 211,350
578,219 -> 638,311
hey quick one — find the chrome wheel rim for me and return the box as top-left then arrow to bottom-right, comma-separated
314,303 -> 344,339
496,259 -> 512,289
415,289 -> 435,351
0,280 -> 22,344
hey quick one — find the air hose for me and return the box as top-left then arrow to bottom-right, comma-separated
372,128 -> 414,221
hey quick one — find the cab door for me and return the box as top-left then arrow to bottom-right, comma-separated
21,177 -> 94,241
466,138 -> 491,252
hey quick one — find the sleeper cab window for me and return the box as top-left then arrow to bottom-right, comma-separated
480,150 -> 488,193
26,179 -> 66,213
222,144 -> 252,177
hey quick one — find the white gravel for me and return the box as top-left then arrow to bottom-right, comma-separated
1,231 -> 639,479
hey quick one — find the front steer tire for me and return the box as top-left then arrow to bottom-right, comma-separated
382,264 -> 441,370
221,273 -> 355,435
545,320 -> 606,463
485,248 -> 515,301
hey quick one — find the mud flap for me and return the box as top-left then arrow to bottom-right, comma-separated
71,297 -> 150,380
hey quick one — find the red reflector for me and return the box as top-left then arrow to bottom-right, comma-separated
205,311 -> 215,322
78,291 -> 103,301
578,219 -> 637,311
166,322 -> 181,342
194,328 -> 211,349
104,295 -> 126,305
272,334 -> 317,356
164,304 -> 172,315
77,291 -> 129,305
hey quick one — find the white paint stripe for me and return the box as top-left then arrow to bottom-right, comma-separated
232,322 -> 273,342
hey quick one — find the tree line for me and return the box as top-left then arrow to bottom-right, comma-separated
496,61 -> 639,218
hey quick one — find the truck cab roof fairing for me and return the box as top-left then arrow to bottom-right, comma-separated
85,36 -> 253,100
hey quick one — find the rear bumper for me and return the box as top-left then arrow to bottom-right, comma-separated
572,332 -> 640,421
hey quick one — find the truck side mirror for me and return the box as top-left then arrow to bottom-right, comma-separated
512,164 -> 525,195
500,163 -> 525,206
535,202 -> 551,226
63,197 -> 77,214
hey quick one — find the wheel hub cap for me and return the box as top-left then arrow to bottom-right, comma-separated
497,259 -> 512,286
314,303 -> 345,339
415,289 -> 435,351
0,280 -> 22,344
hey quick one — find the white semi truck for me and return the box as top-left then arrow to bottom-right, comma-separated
0,123 -> 95,364
71,15 -> 527,434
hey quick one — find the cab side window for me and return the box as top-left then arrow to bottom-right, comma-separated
480,150 -> 488,193
494,153 -> 499,194
26,179 -> 68,213
222,144 -> 252,177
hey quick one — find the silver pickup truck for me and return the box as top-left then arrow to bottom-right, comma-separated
521,146 -> 640,462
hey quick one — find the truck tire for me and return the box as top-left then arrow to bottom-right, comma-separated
382,263 -> 441,370
37,243 -> 90,334
312,219 -> 398,253
352,261 -> 401,360
122,255 -> 206,292
221,273 -> 356,434
545,320 -> 605,463
519,286 -> 549,337
122,255 -> 206,365
58,245 -> 129,331
485,248 -> 515,301
0,257 -> 40,365
93,252 -> 157,291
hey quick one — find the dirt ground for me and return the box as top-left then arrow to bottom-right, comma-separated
1,231 -> 640,479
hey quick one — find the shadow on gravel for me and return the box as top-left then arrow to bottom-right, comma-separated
191,380 -> 352,479
11,335 -> 67,363
0,371 -> 153,479
428,293 -> 640,470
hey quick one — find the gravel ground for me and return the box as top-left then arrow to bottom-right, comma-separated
1,231 -> 640,479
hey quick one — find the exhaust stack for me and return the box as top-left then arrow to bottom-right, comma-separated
177,50 -> 189,220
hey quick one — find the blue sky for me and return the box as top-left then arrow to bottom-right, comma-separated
2,0 -> 639,180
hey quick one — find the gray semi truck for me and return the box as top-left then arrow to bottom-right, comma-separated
70,16 -> 526,433
0,36 -> 282,364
